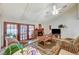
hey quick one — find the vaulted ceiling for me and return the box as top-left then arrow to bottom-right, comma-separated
0,3 -> 75,23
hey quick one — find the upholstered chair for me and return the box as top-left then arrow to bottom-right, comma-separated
5,38 -> 18,48
51,42 -> 61,55
73,36 -> 79,54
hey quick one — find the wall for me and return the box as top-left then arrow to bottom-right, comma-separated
0,17 -> 2,50
49,4 -> 79,38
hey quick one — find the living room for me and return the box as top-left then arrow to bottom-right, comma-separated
0,3 -> 79,55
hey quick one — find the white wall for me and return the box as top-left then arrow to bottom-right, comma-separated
49,4 -> 79,38
0,23 -> 1,50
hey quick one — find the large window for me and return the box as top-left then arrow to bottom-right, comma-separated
28,25 -> 35,39
20,24 -> 27,40
6,23 -> 18,39
4,22 -> 35,46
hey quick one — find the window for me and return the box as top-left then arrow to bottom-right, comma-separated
4,22 -> 35,46
28,25 -> 35,39
6,24 -> 17,39
20,25 -> 27,40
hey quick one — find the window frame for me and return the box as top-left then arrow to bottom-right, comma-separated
3,22 -> 35,47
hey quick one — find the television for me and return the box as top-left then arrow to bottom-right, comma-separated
52,29 -> 61,34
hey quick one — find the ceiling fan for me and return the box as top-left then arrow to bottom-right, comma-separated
52,4 -> 68,15
45,4 -> 68,16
